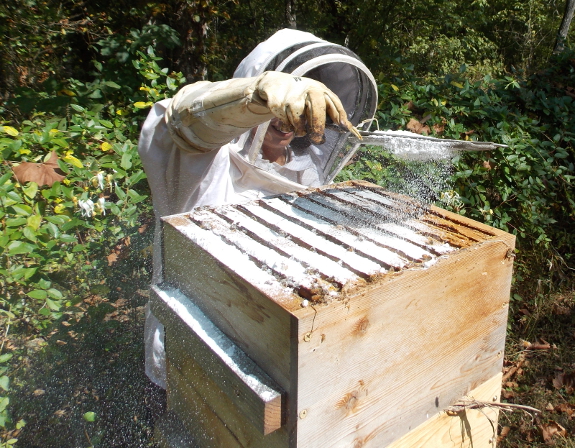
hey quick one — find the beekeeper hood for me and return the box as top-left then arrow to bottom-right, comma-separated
231,29 -> 377,189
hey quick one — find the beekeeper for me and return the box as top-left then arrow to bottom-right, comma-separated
138,28 -> 378,388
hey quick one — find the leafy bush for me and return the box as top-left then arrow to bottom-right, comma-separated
0,45 -> 185,442
340,50 -> 575,289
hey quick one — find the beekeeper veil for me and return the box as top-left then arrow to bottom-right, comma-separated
230,29 -> 377,190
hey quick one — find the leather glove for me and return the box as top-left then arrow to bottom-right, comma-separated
165,71 -> 359,153
255,71 -> 359,143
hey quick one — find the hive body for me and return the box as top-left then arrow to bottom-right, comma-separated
152,181 -> 514,448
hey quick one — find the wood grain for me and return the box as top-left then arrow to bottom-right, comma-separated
162,220 -> 297,393
150,285 -> 284,435
291,232 -> 513,447
167,333 -> 289,447
387,373 -> 502,448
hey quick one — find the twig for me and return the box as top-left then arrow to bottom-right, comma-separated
446,398 -> 541,416
84,426 -> 92,446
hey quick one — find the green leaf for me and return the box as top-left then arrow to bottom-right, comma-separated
0,354 -> 13,364
27,290 -> 48,300
45,215 -> 69,225
10,203 -> 33,216
51,138 -> 69,148
5,218 -> 27,227
0,376 -> 9,391
27,214 -> 42,230
0,397 -> 9,413
59,234 -> 77,243
46,298 -> 61,311
104,81 -> 121,89
70,104 -> 86,113
47,288 -> 63,299
23,182 -> 38,199
0,172 -> 12,186
84,411 -> 96,422
8,241 -> 36,255
121,152 -> 132,170
37,278 -> 51,289
99,119 -> 114,129
23,226 -> 38,242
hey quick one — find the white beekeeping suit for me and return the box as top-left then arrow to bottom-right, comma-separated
138,28 -> 377,388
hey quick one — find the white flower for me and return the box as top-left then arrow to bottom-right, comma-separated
97,197 -> 106,216
79,199 -> 95,217
96,172 -> 105,190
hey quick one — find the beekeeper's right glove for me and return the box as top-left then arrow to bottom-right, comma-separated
165,71 -> 358,153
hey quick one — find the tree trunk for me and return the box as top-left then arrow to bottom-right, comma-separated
286,0 -> 296,29
554,0 -> 575,53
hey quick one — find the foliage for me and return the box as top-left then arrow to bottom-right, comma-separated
339,49 -> 575,289
2,0 -> 574,95
0,45 -> 185,443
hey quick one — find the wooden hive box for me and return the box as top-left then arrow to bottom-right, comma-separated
151,180 -> 514,448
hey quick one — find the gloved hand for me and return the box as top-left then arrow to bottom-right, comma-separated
165,71 -> 360,153
255,71 -> 360,143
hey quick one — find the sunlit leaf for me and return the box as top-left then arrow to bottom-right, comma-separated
23,182 -> 38,199
0,376 -> 9,391
1,126 -> 19,136
27,290 -> 48,300
63,154 -> 83,169
58,89 -> 76,96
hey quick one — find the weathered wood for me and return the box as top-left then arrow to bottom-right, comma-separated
291,234 -> 513,447
159,181 -> 514,448
150,285 -> 284,435
162,218 -> 297,393
387,373 -> 502,448
167,359 -> 244,448
167,356 -> 289,448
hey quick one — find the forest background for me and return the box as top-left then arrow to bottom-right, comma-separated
0,0 -> 575,446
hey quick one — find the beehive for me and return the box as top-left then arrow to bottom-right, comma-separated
151,180 -> 514,448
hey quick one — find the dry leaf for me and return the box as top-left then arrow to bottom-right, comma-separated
497,426 -> 511,443
522,339 -> 551,350
546,402 -> 555,411
432,123 -> 445,135
13,151 -> 66,187
33,389 -> 45,396
54,409 -> 66,417
501,389 -> 515,399
107,252 -> 118,266
406,118 -> 430,135
540,420 -> 566,443
553,371 -> 575,393
555,403 -> 575,417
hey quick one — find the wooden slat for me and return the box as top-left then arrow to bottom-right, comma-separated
167,332 -> 289,447
150,285 -> 284,435
292,232 -> 514,447
387,373 -> 502,448
167,359 -> 244,448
